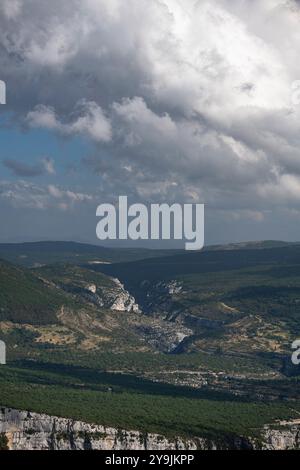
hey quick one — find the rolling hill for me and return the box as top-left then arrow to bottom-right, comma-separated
0,241 -> 181,267
0,240 -> 295,268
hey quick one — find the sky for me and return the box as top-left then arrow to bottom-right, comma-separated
1,0 -> 300,247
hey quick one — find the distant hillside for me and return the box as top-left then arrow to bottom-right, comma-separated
90,244 -> 300,355
0,241 -> 180,267
206,240 -> 300,251
2,240 -> 300,358
0,258 -> 193,357
0,240 -> 298,268
0,259 -> 72,324
93,244 -> 300,282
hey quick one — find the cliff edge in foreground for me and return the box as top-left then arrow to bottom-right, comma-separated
0,407 -> 300,450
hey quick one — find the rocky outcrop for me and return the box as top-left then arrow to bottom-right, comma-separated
109,278 -> 140,313
262,421 -> 300,450
1,407 -> 300,450
133,321 -> 192,353
137,280 -> 184,318
59,277 -> 140,313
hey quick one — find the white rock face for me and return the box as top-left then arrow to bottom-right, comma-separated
0,407 -> 199,450
1,407 -> 299,450
0,340 -> 5,365
68,277 -> 140,313
86,284 -> 97,294
109,278 -> 140,313
262,426 -> 300,450
166,281 -> 183,295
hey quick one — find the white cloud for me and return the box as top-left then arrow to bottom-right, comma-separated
42,157 -> 56,175
27,101 -> 112,143
0,181 -> 93,211
48,184 -> 93,205
2,0 -> 300,233
258,174 -> 300,205
0,0 -> 22,19
113,97 -> 177,145
26,106 -> 58,131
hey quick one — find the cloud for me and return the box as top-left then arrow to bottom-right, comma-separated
0,0 -> 22,19
42,157 -> 56,175
3,157 -> 56,177
0,180 -> 93,211
3,159 -> 44,177
48,184 -> 93,204
0,181 -> 50,210
2,0 -> 300,241
27,101 -> 112,143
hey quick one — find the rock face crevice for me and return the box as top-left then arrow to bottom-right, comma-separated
1,407 -> 300,450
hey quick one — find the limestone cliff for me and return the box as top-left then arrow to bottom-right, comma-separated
1,407 -> 299,450
0,407 -> 201,450
59,276 -> 140,313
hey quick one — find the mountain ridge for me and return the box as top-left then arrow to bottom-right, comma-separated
0,240 -> 299,268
